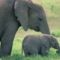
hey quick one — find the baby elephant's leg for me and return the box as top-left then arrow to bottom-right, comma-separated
24,50 -> 38,56
24,48 -> 38,56
40,47 -> 49,56
31,48 -> 38,56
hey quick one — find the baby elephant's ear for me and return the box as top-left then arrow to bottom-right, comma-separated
14,1 -> 29,31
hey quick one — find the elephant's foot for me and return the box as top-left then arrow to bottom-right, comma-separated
0,53 -> 10,58
0,50 -> 11,58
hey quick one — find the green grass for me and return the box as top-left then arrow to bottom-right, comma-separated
0,0 -> 60,60
52,31 -> 60,37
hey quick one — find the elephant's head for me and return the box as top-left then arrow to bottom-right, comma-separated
14,1 -> 50,34
28,4 -> 50,34
49,35 -> 59,49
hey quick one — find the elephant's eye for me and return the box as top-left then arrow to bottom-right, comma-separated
38,18 -> 42,21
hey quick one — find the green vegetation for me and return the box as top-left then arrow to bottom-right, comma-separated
52,30 -> 60,37
1,0 -> 60,60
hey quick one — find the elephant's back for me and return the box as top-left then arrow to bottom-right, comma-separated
22,35 -> 40,47
23,35 -> 50,46
23,35 -> 40,43
22,35 -> 40,52
0,0 -> 16,22
0,0 -> 14,8
0,0 -> 15,15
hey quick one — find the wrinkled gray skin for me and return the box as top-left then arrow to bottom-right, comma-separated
0,0 -> 50,57
22,34 -> 59,56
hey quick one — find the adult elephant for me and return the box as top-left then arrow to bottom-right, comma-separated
0,0 -> 50,57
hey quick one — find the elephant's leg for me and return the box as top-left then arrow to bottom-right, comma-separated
24,48 -> 38,56
0,21 -> 19,57
25,50 -> 38,56
30,48 -> 38,56
24,51 -> 31,56
40,47 -> 49,56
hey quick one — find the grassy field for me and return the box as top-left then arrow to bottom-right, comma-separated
1,0 -> 60,60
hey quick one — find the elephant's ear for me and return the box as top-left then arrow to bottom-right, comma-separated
14,1 -> 29,31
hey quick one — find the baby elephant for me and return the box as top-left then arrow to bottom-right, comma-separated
22,34 -> 59,56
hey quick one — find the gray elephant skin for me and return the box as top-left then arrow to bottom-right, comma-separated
0,0 -> 50,57
22,34 -> 59,56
